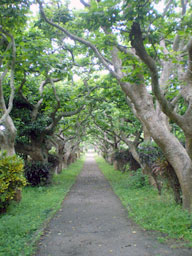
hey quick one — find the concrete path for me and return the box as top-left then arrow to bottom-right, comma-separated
35,153 -> 192,256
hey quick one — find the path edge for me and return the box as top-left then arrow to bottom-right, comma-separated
29,161 -> 86,256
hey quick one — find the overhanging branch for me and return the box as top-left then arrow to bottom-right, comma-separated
130,22 -> 183,125
36,0 -> 120,79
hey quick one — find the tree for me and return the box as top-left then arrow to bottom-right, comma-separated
0,0 -> 31,155
37,0 -> 192,211
88,77 -> 142,167
14,76 -> 89,162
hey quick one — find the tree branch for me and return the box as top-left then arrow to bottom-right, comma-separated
18,76 -> 34,110
162,0 -> 173,16
50,77 -> 61,108
45,105 -> 85,133
80,0 -> 90,7
129,22 -> 183,125
36,0 -> 120,79
0,68 -> 8,112
31,98 -> 44,121
181,0 -> 188,15
39,77 -> 62,95
186,38 -> 192,79
117,44 -> 139,60
0,29 -> 16,124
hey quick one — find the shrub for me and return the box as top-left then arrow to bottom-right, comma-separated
128,168 -> 149,188
152,159 -> 182,204
138,143 -> 182,204
0,151 -> 26,212
24,161 -> 53,186
48,154 -> 59,168
114,150 -> 141,172
138,143 -> 163,167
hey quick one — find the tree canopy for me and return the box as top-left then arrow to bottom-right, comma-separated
1,0 -> 192,211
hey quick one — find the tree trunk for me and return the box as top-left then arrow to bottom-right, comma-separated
63,151 -> 70,166
0,116 -> 16,156
106,154 -> 113,165
185,135 -> 192,160
67,153 -> 74,165
143,124 -> 151,142
76,149 -> 81,158
30,138 -> 48,162
143,117 -> 192,209
121,82 -> 192,211
15,137 -> 48,163
113,160 -> 118,170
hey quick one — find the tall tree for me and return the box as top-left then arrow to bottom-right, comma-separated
37,0 -> 192,211
0,0 -> 31,155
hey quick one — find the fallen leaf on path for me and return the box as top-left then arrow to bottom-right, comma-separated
132,231 -> 137,234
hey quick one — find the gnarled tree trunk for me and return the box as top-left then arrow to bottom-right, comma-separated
121,82 -> 192,211
15,136 -> 49,163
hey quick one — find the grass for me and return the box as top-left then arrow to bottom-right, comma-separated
0,158 -> 84,256
96,156 -> 192,248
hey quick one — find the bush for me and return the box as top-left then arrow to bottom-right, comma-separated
138,143 -> 182,204
138,143 -> 163,167
0,151 -> 26,212
24,161 -> 53,186
48,154 -> 59,168
128,168 -> 149,188
114,150 -> 141,171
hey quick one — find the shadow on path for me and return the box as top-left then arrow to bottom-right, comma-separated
35,153 -> 192,256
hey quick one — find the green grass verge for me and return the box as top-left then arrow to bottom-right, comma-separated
96,156 -> 192,248
0,158 -> 84,256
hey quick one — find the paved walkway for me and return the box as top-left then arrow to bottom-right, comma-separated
35,153 -> 192,256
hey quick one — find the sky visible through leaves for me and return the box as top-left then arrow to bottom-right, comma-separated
30,0 -> 166,15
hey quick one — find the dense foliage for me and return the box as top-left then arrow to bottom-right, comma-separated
24,161 -> 53,186
113,150 -> 141,172
0,151 -> 26,212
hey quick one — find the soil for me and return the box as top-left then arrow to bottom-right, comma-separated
35,153 -> 192,256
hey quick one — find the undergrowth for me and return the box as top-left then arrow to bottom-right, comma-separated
96,156 -> 192,248
0,158 -> 84,256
